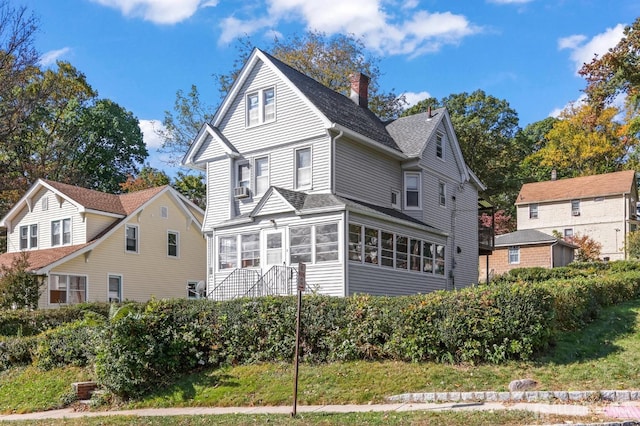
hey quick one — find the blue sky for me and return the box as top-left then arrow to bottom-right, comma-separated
24,0 -> 640,176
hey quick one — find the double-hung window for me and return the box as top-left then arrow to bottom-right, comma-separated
254,157 -> 269,196
290,226 -> 312,264
246,87 -> 275,127
571,199 -> 580,216
508,246 -> 520,264
439,182 -> 446,206
167,231 -> 179,257
529,204 -> 538,219
238,163 -> 250,189
19,226 -> 28,249
125,224 -> 138,253
219,236 -> 237,269
51,219 -> 71,247
295,147 -> 311,189
241,233 -> 260,267
108,275 -> 122,303
404,172 -> 421,209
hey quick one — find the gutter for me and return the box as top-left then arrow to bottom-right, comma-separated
329,124 -> 407,160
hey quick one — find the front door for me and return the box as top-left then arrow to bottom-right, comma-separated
264,230 -> 284,268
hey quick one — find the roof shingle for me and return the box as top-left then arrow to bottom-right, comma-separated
516,170 -> 637,205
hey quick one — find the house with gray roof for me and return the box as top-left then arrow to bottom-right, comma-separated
182,48 -> 486,299
479,229 -> 576,281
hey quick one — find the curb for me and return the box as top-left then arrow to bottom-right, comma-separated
387,390 -> 640,404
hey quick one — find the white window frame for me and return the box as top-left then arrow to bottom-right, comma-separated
51,218 -> 71,247
246,86 -> 276,127
237,161 -> 251,190
564,228 -> 574,239
404,172 -> 421,210
508,246 -> 520,264
529,204 -> 538,219
187,280 -> 200,299
254,156 -> 270,196
290,226 -> 313,264
19,225 -> 28,250
107,274 -> 123,303
264,229 -> 284,266
436,132 -> 444,159
439,181 -> 446,207
240,233 -> 260,268
49,273 -> 87,305
125,224 -> 139,253
218,236 -> 238,270
391,190 -> 400,209
41,197 -> 48,211
315,223 -> 339,263
167,230 -> 179,258
571,199 -> 580,216
30,224 -> 38,249
295,147 -> 312,190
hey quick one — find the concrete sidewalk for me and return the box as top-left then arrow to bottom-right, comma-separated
0,401 -> 595,422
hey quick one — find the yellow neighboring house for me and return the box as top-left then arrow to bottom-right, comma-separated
0,179 -> 206,308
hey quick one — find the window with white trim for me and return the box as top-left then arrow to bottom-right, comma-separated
435,244 -> 446,275
255,157 -> 269,195
19,226 -> 28,250
167,231 -> 179,257
51,219 -> 71,247
404,172 -> 421,209
409,238 -> 422,271
49,274 -> 86,304
30,224 -> 38,248
396,235 -> 408,270
315,223 -> 339,262
439,182 -> 446,206
108,275 -> 122,303
422,242 -> 434,272
508,246 -> 520,264
295,147 -> 311,189
380,231 -> 394,267
529,204 -> 538,219
160,206 -> 168,219
348,224 -> 362,261
125,224 -> 138,253
219,236 -> 237,269
564,228 -> 573,239
364,227 -> 378,264
246,87 -> 275,127
241,233 -> 260,267
391,190 -> 400,209
237,162 -> 250,189
571,199 -> 580,216
290,226 -> 312,264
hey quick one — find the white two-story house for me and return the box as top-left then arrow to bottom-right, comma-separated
0,179 -> 206,307
516,170 -> 639,261
183,48 -> 485,299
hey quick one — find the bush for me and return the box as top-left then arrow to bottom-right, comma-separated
0,335 -> 38,371
34,311 -> 106,370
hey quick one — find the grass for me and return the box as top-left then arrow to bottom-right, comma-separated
0,411 -> 607,425
1,298 -> 640,424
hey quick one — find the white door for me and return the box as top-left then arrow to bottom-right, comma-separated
264,230 -> 284,268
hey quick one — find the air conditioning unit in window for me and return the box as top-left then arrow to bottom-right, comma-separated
234,186 -> 250,199
572,211 -> 580,216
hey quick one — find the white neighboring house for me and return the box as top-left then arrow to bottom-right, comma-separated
0,179 -> 206,308
183,48 -> 487,299
515,170 -> 639,261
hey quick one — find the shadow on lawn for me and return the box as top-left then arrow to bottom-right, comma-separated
150,371 -> 239,402
536,298 -> 640,366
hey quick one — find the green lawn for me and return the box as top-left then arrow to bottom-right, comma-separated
1,298 -> 640,425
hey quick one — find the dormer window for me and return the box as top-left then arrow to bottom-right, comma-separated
246,87 -> 275,127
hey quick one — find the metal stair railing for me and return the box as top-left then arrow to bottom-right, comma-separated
208,268 -> 261,301
248,265 -> 298,297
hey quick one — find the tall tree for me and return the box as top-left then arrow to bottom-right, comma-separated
580,17 -> 640,122
160,31 -> 405,165
120,165 -> 170,193
521,103 -> 629,179
516,116 -> 560,183
172,172 -> 206,209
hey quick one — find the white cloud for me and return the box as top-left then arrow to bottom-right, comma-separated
139,119 -> 166,149
219,0 -> 481,57
559,23 -> 626,74
403,91 -> 432,107
39,47 -> 71,66
91,0 -> 215,24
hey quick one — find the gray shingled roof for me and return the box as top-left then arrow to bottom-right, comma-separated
261,50 -> 401,152
495,229 -> 563,247
385,109 -> 445,157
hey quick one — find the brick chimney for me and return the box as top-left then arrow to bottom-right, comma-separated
349,73 -> 370,108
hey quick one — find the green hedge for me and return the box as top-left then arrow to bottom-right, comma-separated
0,303 -> 111,337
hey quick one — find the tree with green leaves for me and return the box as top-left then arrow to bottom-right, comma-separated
402,90 -> 521,211
160,31 -> 405,165
120,165 -> 170,193
172,172 -> 206,209
521,103 -> 629,180
0,251 -> 44,309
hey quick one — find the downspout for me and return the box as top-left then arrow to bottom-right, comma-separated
333,129 -> 347,297
344,210 -> 349,297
